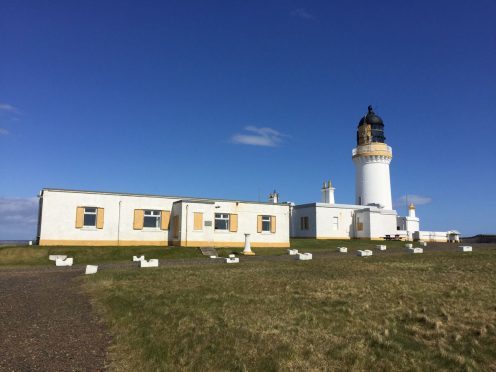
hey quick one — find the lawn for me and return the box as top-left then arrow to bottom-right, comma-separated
0,239 -> 409,266
84,246 -> 496,371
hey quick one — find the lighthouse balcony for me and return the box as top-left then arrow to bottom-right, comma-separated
352,143 -> 392,158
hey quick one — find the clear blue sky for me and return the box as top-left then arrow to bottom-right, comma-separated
1,0 -> 495,239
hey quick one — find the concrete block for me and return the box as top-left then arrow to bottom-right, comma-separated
225,257 -> 239,263
133,255 -> 145,262
405,243 -> 413,249
140,259 -> 159,268
49,255 -> 67,261
376,245 -> 387,251
296,253 -> 312,260
408,247 -> 423,254
458,246 -> 472,252
55,257 -> 73,266
357,250 -> 373,257
85,265 -> 98,274
288,249 -> 299,255
338,247 -> 348,253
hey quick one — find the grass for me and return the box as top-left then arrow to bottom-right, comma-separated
84,246 -> 496,371
0,239 -> 409,266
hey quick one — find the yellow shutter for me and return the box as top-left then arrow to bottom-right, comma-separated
133,209 -> 144,230
161,210 -> 171,230
96,208 -> 104,229
270,216 -> 276,233
194,212 -> 203,230
75,207 -> 84,228
173,215 -> 179,239
229,214 -> 238,232
257,215 -> 262,233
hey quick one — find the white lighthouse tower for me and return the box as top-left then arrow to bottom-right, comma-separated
352,106 -> 393,210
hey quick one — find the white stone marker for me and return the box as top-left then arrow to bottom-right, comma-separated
133,255 -> 145,262
458,246 -> 472,252
85,265 -> 98,274
49,255 -> 67,261
242,233 -> 255,255
225,257 -> 239,263
357,250 -> 373,257
376,245 -> 387,251
408,247 -> 423,254
405,243 -> 413,249
140,259 -> 159,268
209,255 -> 217,259
420,241 -> 427,247
338,247 -> 348,253
296,253 -> 312,260
288,249 -> 299,255
55,257 -> 73,266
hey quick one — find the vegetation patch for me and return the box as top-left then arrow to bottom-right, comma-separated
84,248 -> 496,370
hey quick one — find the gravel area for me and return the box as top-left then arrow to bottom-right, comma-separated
0,270 -> 111,371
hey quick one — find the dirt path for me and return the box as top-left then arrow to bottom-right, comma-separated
0,270 -> 110,371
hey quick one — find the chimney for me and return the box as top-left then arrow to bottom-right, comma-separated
321,180 -> 335,204
269,190 -> 279,204
408,203 -> 416,218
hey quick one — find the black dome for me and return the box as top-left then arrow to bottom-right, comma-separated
358,105 -> 383,126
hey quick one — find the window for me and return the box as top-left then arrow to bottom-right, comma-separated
143,210 -> 161,228
332,216 -> 339,231
261,215 -> 271,232
83,207 -> 97,227
215,213 -> 230,230
300,216 -> 309,230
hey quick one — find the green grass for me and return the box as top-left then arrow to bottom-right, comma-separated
0,246 -> 202,266
84,246 -> 496,371
0,239 -> 409,266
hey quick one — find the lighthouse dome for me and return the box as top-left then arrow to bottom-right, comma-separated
358,105 -> 383,127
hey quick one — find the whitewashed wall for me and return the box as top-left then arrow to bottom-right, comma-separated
178,200 -> 290,247
39,190 -> 178,245
38,189 -> 289,247
291,205 -> 317,238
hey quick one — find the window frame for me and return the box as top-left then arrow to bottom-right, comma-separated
261,215 -> 271,233
332,216 -> 339,231
214,213 -> 230,231
83,207 -> 97,228
143,209 -> 161,229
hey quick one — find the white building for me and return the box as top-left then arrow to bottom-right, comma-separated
37,189 -> 290,247
291,106 -> 459,242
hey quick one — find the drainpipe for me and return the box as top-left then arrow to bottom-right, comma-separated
185,204 -> 189,247
117,200 -> 122,246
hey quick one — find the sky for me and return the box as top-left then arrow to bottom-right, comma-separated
1,0 -> 495,239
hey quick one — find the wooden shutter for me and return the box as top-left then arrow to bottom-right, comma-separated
133,209 -> 144,230
194,212 -> 203,230
75,207 -> 84,228
229,214 -> 238,232
173,215 -> 179,238
161,210 -> 171,230
270,216 -> 276,233
257,215 -> 262,233
96,208 -> 104,229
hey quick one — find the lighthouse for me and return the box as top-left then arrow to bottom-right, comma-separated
352,106 -> 393,209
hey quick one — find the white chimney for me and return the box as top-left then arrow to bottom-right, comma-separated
321,180 -> 335,204
269,190 -> 279,204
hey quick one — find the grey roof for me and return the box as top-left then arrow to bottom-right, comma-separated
40,188 -> 289,207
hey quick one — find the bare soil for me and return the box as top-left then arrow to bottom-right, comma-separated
0,269 -> 110,371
